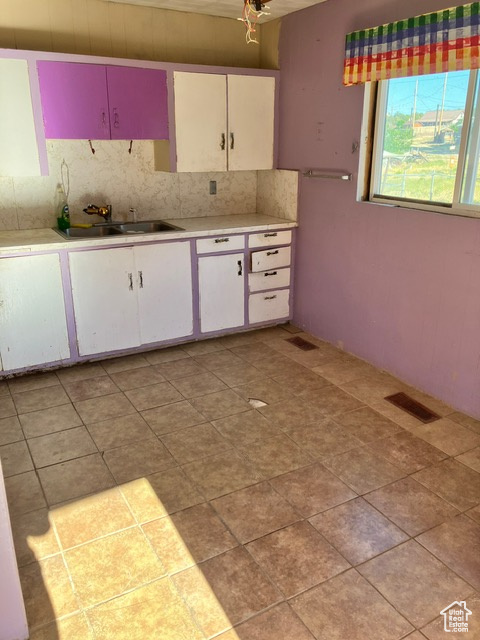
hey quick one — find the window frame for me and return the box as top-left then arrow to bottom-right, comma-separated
361,69 -> 480,219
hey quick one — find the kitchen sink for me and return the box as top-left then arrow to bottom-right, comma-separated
116,221 -> 183,233
58,226 -> 124,238
54,219 -> 183,239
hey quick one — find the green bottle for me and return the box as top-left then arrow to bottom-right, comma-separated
56,184 -> 70,230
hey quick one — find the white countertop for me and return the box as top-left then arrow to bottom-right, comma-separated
0,214 -> 296,255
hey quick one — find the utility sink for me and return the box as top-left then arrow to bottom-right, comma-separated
55,220 -> 183,239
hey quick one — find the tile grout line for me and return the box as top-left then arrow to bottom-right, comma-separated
3,328 -> 480,637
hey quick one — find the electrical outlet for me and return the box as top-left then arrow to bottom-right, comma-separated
209,180 -> 217,195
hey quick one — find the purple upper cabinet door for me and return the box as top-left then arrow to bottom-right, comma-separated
37,62 -> 110,139
106,66 -> 168,140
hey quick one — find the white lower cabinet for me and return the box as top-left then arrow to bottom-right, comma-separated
0,228 -> 294,375
0,254 -> 70,370
196,234 -> 245,254
247,231 -> 292,325
250,246 -> 291,272
248,230 -> 292,248
198,253 -> 245,333
69,242 -> 193,356
69,247 -> 141,356
136,242 -> 193,344
249,289 -> 290,324
248,267 -> 291,293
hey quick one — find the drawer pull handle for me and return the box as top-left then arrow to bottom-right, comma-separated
215,238 -> 230,243
264,295 -> 277,300
266,250 -> 279,256
128,273 -> 133,290
264,232 -> 277,237
264,271 -> 277,277
237,260 -> 243,276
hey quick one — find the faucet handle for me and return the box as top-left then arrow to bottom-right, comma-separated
98,205 -> 112,222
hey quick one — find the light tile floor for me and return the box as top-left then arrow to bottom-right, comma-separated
1,325 -> 480,639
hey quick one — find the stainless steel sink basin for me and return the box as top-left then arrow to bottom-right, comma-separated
116,221 -> 182,234
58,226 -> 124,238
54,219 -> 183,239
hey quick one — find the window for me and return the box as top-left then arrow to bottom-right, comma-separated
366,69 -> 480,217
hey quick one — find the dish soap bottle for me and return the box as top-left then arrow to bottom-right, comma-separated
56,184 -> 70,230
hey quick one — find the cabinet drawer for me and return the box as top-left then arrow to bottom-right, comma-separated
248,267 -> 290,293
249,289 -> 290,324
196,235 -> 245,254
248,230 -> 292,248
250,246 -> 291,272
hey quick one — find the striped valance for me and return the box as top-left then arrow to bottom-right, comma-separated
344,3 -> 480,86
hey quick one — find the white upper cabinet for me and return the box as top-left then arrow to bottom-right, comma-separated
0,59 -> 41,177
173,71 -> 275,172
227,75 -> 275,171
0,254 -> 70,370
174,72 -> 227,172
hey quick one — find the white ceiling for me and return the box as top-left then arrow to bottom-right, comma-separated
104,0 -> 326,22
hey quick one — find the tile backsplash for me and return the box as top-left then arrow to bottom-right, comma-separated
0,140 -> 298,230
0,140 -> 258,230
256,170 -> 299,221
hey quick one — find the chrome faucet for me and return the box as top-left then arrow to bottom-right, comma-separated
83,204 -> 112,222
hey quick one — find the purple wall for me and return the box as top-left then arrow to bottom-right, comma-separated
279,0 -> 480,418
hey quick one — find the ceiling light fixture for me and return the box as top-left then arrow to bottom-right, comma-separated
239,0 -> 271,44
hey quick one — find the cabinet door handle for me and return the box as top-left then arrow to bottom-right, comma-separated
264,295 -> 277,300
113,108 -> 120,128
264,271 -> 277,277
101,111 -> 107,126
128,273 -> 133,290
220,133 -> 226,150
264,232 -> 277,238
214,238 -> 229,243
266,250 -> 279,256
138,270 -> 143,288
237,260 -> 243,276
230,132 -> 235,150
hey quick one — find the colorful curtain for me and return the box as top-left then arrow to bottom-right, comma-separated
344,3 -> 480,86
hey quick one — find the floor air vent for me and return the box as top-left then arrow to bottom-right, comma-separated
286,336 -> 319,351
384,392 -> 440,423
